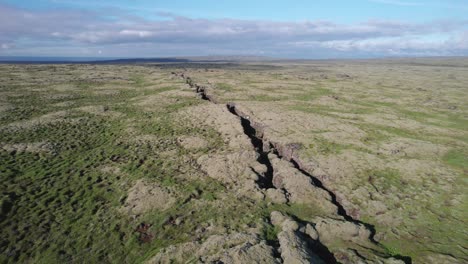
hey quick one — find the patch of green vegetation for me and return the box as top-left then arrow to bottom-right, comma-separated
165,97 -> 201,113
0,93 -> 57,125
137,195 -> 272,262
380,125 -> 424,139
247,94 -> 283,102
215,82 -> 234,92
396,108 -> 468,131
75,81 -> 94,89
0,117 -> 135,263
307,137 -> 349,155
153,86 -> 178,94
399,108 -> 433,122
0,65 -> 227,263
261,222 -> 280,242
130,74 -> 148,87
437,112 -> 468,131
365,168 -> 403,192
353,100 -> 396,108
289,102 -> 370,116
381,195 -> 468,261
266,203 -> 327,222
359,123 -> 427,144
294,86 -> 331,101
285,203 -> 327,220
443,149 -> 468,170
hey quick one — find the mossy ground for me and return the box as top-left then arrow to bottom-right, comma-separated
0,65 -> 306,263
180,59 -> 468,262
1,60 -> 467,263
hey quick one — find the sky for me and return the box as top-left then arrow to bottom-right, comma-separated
0,0 -> 467,59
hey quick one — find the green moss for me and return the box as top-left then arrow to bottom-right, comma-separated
294,87 -> 331,101
130,74 -> 148,87
261,223 -> 280,242
443,149 -> 468,170
365,168 -> 403,192
307,137 -> 349,155
0,65 -> 220,263
289,102 -> 370,116
248,94 -> 283,101
215,82 -> 234,92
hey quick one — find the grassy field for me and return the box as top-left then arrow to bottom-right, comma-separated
0,59 -> 466,263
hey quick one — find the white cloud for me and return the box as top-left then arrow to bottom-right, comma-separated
119,30 -> 153,38
0,4 -> 467,58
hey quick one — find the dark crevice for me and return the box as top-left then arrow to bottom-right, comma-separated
392,254 -> 413,264
257,154 -> 274,189
301,231 -> 338,264
286,157 -> 412,264
269,241 -> 282,260
226,98 -> 379,244
173,71 -> 411,264
263,221 -> 282,259
227,102 -> 411,264
288,215 -> 338,263
350,248 -> 369,260
173,72 -> 213,102
227,103 -> 275,189
197,87 -> 209,101
289,159 -> 354,223
250,167 -> 272,189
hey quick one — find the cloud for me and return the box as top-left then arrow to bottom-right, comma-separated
0,4 -> 467,58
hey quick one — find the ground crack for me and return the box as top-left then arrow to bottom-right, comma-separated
172,71 -> 412,264
226,101 -> 412,264
226,103 -> 275,189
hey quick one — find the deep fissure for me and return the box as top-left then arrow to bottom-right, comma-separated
289,159 -> 356,223
228,103 -> 412,263
290,215 -> 338,264
174,71 -> 412,264
226,102 -> 363,224
226,104 -> 275,189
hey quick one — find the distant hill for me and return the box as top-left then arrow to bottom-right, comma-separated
0,55 -> 274,64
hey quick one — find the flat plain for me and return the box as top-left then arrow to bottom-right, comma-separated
0,58 -> 467,263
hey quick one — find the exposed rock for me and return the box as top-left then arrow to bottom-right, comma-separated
181,104 -> 253,150
99,165 -> 122,175
333,249 -> 370,264
266,188 -> 287,204
420,253 -> 463,264
121,179 -> 175,215
197,151 -> 266,200
270,211 -> 325,264
312,217 -> 373,246
310,217 -> 405,264
270,211 -> 287,227
177,135 -> 208,150
1,110 -> 71,132
148,233 -> 279,264
0,141 -> 54,154
269,156 -> 338,215
278,230 -> 325,264
197,151 -> 257,184
302,224 -> 319,240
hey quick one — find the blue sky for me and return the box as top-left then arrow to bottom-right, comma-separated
1,0 -> 467,58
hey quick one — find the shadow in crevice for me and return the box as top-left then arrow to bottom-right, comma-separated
227,104 -> 275,189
